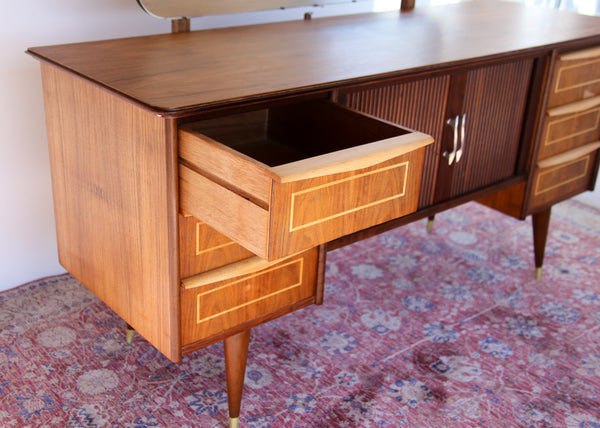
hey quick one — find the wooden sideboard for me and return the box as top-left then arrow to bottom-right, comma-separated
28,1 -> 600,425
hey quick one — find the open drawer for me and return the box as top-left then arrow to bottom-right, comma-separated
179,100 -> 433,260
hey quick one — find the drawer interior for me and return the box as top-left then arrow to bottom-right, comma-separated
182,100 -> 412,167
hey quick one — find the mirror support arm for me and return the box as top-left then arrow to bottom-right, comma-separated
172,17 -> 191,33
401,0 -> 415,12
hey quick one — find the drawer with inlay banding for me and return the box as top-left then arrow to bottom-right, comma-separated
547,46 -> 600,109
178,99 -> 433,260
530,142 -> 600,210
179,214 -> 254,278
180,247 -> 319,347
538,95 -> 600,160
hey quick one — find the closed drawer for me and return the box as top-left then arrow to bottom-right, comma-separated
179,99 -> 433,260
530,142 -> 600,209
547,46 -> 600,109
180,247 -> 319,346
539,96 -> 600,159
179,214 -> 254,278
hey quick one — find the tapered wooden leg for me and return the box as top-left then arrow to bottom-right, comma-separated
532,207 -> 551,280
126,324 -> 135,344
224,329 -> 251,428
426,215 -> 435,232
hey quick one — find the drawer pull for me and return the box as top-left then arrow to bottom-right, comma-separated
271,131 -> 431,183
559,46 -> 600,62
443,114 -> 466,165
547,95 -> 600,117
537,141 -> 600,169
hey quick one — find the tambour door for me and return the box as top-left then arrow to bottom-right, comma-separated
340,58 -> 535,207
341,75 -> 451,208
433,59 -> 534,203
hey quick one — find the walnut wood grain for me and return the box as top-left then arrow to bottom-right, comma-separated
477,182 -> 527,220
171,18 -> 191,33
179,100 -> 431,260
179,164 -> 271,257
530,144 -> 599,210
532,207 -> 552,271
27,1 -> 600,114
224,329 -> 250,423
315,244 -> 326,305
269,153 -> 425,259
179,214 -> 254,278
539,98 -> 600,160
547,46 -> 600,109
435,58 -> 533,203
341,74 -> 450,208
400,0 -> 415,12
40,63 -> 180,361
537,141 -> 600,168
180,248 -> 318,346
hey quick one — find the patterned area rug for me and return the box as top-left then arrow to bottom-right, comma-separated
1,200 -> 599,427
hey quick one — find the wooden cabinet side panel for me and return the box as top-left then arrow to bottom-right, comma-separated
41,64 -> 180,361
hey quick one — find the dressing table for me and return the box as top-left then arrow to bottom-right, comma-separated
28,0 -> 600,425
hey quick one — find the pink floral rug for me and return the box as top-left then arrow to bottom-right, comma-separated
1,200 -> 599,427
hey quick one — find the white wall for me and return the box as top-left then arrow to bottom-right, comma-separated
0,1 -> 170,291
0,0 -> 394,292
2,0 -> 599,292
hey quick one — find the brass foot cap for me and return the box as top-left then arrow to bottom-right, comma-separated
535,267 -> 542,280
126,328 -> 135,344
229,417 -> 239,428
426,219 -> 434,233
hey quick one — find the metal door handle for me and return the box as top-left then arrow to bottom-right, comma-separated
443,115 -> 459,165
456,113 -> 466,163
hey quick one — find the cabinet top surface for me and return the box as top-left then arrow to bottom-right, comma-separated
28,0 -> 600,114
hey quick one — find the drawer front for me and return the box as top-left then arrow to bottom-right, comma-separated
180,247 -> 318,346
269,153 -> 424,258
530,146 -> 598,209
179,100 -> 433,260
547,46 -> 600,108
539,102 -> 600,159
179,214 -> 254,278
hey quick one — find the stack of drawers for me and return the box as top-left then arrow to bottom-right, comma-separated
175,99 -> 433,351
179,216 -> 320,349
530,46 -> 600,210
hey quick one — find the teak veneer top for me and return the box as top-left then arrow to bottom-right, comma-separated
28,0 -> 600,114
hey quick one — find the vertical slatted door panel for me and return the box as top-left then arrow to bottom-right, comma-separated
344,76 -> 450,208
458,59 -> 534,196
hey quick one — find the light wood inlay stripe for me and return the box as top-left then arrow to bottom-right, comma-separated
555,58 -> 600,93
288,162 -> 408,232
559,46 -> 600,61
544,107 -> 600,147
344,75 -> 450,208
534,156 -> 591,196
195,221 -> 236,256
195,259 -> 303,324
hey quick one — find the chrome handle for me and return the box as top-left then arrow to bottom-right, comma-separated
443,115 -> 459,165
456,113 -> 466,163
